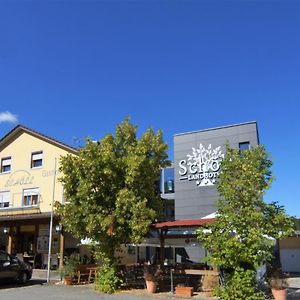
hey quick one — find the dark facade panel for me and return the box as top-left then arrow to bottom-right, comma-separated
174,122 -> 259,220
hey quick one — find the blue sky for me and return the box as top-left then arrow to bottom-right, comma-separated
0,1 -> 299,217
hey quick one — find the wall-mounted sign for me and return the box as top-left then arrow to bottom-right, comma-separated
42,169 -> 59,177
4,170 -> 34,188
179,144 -> 224,186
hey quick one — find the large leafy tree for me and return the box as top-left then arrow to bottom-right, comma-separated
56,118 -> 168,292
197,145 -> 294,299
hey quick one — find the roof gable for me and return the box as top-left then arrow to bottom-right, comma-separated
0,125 -> 78,154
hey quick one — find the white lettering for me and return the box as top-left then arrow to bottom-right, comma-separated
210,160 -> 220,172
178,144 -> 224,187
189,163 -> 198,174
179,160 -> 187,176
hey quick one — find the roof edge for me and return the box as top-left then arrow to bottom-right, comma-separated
0,124 -> 78,154
174,121 -> 258,137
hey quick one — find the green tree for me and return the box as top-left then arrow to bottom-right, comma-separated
292,217 -> 300,230
197,145 -> 294,299
56,118 -> 168,293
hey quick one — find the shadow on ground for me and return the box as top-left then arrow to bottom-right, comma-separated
0,279 -> 46,290
288,288 -> 300,300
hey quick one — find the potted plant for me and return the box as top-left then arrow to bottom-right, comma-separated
61,253 -> 82,285
268,269 -> 288,300
201,273 -> 219,297
144,265 -> 163,293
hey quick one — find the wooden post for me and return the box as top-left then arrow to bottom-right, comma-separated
173,246 -> 176,264
159,229 -> 165,266
59,230 -> 65,270
7,229 -> 13,254
136,246 -> 139,264
34,224 -> 39,253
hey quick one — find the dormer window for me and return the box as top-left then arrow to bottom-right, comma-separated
31,151 -> 43,168
1,157 -> 11,173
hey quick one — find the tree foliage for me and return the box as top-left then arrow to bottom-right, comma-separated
197,144 -> 294,299
55,118 -> 168,292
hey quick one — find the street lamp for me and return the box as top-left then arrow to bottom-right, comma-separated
55,224 -> 62,233
47,158 -> 57,283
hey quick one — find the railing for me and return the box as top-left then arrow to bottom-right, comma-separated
120,263 -> 219,292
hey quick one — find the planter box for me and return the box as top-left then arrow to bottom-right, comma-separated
175,286 -> 193,297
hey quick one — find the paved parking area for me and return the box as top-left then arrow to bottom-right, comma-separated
0,280 -> 215,300
0,278 -> 300,300
0,281 -> 153,300
287,277 -> 300,299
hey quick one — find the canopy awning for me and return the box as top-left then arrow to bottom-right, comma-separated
153,218 -> 214,229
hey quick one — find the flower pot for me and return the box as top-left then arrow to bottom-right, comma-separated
203,289 -> 214,297
64,276 -> 73,285
271,288 -> 287,300
146,280 -> 157,293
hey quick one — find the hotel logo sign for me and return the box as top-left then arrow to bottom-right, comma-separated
179,144 -> 224,186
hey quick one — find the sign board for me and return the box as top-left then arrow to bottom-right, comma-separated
179,144 -> 224,187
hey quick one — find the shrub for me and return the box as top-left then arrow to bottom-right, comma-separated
62,253 -> 82,278
268,268 -> 288,290
143,265 -> 163,282
217,268 -> 265,300
94,264 -> 123,294
202,273 -> 219,292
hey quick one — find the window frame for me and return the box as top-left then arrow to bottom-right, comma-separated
0,191 -> 10,209
239,141 -> 250,151
1,157 -> 12,173
161,167 -> 175,194
31,151 -> 43,169
22,188 -> 39,207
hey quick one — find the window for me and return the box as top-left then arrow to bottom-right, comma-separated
162,168 -> 175,194
163,199 -> 175,221
31,151 -> 43,168
23,188 -> 39,206
1,157 -> 11,173
239,142 -> 250,151
0,191 -> 10,208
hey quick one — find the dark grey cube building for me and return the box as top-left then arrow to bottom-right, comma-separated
173,121 -> 259,220
147,122 -> 260,264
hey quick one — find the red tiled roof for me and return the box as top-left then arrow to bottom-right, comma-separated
153,218 -> 214,229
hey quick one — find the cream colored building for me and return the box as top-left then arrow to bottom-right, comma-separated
0,125 -> 78,269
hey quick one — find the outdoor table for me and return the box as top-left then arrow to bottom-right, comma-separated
184,269 -> 219,276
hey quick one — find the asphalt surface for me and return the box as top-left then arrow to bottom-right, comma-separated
0,278 -> 300,300
0,281 -> 153,300
0,280 -> 214,300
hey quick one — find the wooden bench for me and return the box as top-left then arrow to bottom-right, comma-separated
76,264 -> 98,284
